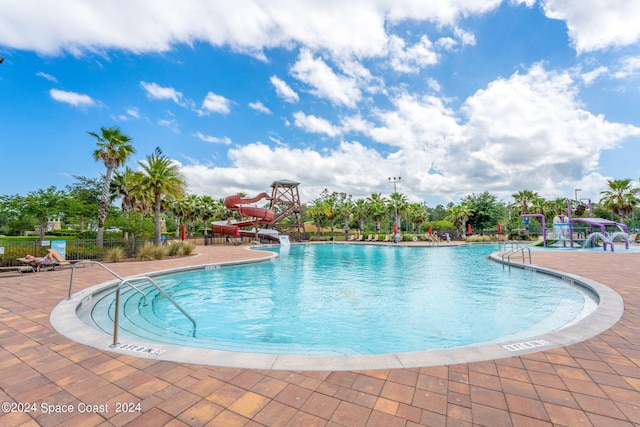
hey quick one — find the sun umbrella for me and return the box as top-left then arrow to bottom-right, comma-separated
467,223 -> 472,235
181,223 -> 186,240
497,223 -> 503,234
428,224 -> 432,234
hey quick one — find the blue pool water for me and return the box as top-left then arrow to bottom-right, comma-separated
96,244 -> 595,355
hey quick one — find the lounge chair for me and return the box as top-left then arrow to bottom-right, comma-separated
629,233 -> 638,243
47,249 -> 73,269
372,234 -> 379,241
383,235 -> 391,242
17,253 -> 57,272
365,234 -> 373,241
0,265 -> 35,275
348,234 -> 356,241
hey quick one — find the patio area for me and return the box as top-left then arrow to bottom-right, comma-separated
0,244 -> 638,426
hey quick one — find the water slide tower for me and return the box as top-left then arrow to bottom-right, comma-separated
267,179 -> 305,241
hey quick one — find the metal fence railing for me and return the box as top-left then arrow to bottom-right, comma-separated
0,237 -> 207,267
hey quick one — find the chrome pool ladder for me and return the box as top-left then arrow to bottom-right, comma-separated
68,260 -> 197,347
501,246 -> 532,271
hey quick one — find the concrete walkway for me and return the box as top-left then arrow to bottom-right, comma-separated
0,244 -> 638,426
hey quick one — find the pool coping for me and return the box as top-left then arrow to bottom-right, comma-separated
50,249 -> 624,371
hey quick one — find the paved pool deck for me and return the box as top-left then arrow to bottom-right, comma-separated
0,243 -> 639,426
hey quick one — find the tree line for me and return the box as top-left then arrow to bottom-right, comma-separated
1,126 -> 639,240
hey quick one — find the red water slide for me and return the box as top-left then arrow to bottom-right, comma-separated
211,192 -> 275,235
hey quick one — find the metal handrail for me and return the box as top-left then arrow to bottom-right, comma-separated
67,260 -> 197,347
500,240 -> 524,252
68,260 -> 143,299
112,276 -> 197,347
502,247 -> 532,271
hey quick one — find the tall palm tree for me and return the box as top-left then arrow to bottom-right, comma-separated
352,199 -> 368,238
600,178 -> 640,223
511,189 -> 538,215
139,152 -> 187,245
338,198 -> 354,239
89,126 -> 135,246
388,192 -> 408,231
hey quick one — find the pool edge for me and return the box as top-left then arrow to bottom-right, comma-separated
50,250 -> 624,371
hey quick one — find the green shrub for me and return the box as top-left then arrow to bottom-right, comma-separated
168,240 -> 194,256
154,245 -> 167,260
104,247 -> 125,262
465,235 -> 493,242
137,243 -> 158,261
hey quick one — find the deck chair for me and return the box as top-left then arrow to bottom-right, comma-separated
365,234 -> 373,241
47,249 -> 72,269
17,255 -> 56,272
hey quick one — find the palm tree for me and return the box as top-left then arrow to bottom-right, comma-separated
338,198 -> 354,240
352,199 -> 368,238
600,179 -> 640,223
511,189 -> 538,215
388,192 -> 408,231
139,152 -> 187,245
110,167 -> 149,240
407,203 -> 429,232
89,126 -> 135,246
445,202 -> 473,236
306,200 -> 327,237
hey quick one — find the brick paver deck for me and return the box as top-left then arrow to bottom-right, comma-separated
0,244 -> 639,426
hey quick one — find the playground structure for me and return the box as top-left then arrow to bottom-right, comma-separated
211,179 -> 305,243
524,199 -> 630,251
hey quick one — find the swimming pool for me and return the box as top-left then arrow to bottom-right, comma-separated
88,244 -> 597,356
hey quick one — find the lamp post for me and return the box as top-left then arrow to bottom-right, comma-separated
388,176 -> 401,239
574,188 -> 582,201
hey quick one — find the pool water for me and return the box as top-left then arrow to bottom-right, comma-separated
97,244 -> 596,355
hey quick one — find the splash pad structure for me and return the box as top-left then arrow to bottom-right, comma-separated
525,199 -> 630,251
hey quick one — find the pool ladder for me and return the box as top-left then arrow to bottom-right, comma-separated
68,260 -> 197,347
501,246 -> 532,271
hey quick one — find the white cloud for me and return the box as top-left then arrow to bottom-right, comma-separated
270,75 -> 299,103
613,56 -> 640,80
200,92 -> 232,115
2,0 -> 637,59
580,66 -> 608,85
141,81 -> 185,105
49,88 -> 95,107
36,71 -> 58,82
195,132 -> 232,145
126,107 -> 140,118
293,111 -> 341,137
388,35 -> 439,73
290,49 -> 361,108
453,63 -> 640,193
542,0 -> 640,53
248,101 -> 272,114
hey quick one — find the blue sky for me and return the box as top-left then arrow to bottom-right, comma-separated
1,0 -> 640,206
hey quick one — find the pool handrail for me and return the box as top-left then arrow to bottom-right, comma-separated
112,276 -> 197,347
501,247 -> 532,270
67,260 -> 197,347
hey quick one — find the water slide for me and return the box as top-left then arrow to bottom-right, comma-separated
211,193 -> 278,240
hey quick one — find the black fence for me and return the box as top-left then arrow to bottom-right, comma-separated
0,237 -> 210,267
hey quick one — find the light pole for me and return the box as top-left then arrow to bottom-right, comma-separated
574,188 -> 582,201
388,176 -> 401,238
